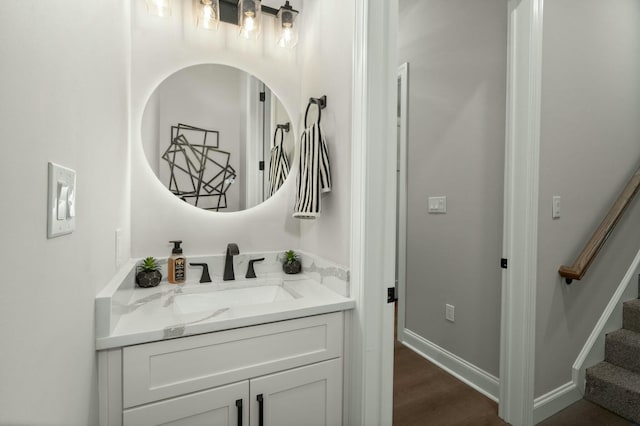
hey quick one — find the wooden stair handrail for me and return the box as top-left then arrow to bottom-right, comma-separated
559,166 -> 640,284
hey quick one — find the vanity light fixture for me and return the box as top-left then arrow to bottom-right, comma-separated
276,1 -> 298,48
189,0 -> 300,48
238,0 -> 261,39
195,0 -> 220,30
146,0 -> 172,17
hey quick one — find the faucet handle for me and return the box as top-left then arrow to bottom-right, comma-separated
246,258 -> 265,279
189,263 -> 212,283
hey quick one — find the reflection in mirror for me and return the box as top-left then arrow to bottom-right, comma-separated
141,64 -> 294,212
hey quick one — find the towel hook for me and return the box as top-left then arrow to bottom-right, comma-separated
273,126 -> 285,147
304,95 -> 327,128
273,122 -> 290,147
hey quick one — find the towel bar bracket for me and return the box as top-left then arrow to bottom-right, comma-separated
305,95 -> 327,127
309,95 -> 327,109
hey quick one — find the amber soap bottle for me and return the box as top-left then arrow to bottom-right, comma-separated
168,240 -> 186,284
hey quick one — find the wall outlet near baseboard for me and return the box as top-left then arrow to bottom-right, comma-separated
446,304 -> 455,322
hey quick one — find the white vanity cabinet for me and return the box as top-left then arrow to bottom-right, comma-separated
98,312 -> 344,426
123,381 -> 248,426
249,358 -> 342,426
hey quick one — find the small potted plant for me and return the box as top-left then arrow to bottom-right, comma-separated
282,250 -> 302,274
136,257 -> 162,288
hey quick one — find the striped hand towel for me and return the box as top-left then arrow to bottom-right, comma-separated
293,122 -> 332,219
268,137 -> 290,196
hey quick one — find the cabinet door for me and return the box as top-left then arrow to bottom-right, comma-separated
249,358 -> 342,426
123,380 -> 248,426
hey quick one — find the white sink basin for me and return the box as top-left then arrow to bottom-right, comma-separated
174,284 -> 297,315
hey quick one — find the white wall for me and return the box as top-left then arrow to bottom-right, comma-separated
535,0 -> 640,397
297,0 -> 354,266
142,89 -> 161,174
0,1 -> 130,424
397,0 -> 507,377
130,0 -> 304,259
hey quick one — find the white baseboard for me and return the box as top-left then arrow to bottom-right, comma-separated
533,381 -> 582,425
400,328 -> 499,402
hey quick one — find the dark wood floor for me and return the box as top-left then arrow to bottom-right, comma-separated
392,339 -> 633,426
393,339 -> 508,426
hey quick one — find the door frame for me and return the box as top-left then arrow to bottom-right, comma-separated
498,1 -> 544,425
396,62 -> 409,337
351,1 -> 544,425
348,0 -> 398,425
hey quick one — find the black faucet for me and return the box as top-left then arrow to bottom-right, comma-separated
189,263 -> 212,283
246,257 -> 265,279
223,243 -> 240,281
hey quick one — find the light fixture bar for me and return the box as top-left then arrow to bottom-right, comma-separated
218,0 -> 283,25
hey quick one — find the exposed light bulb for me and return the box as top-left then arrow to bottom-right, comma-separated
278,27 -> 293,47
146,0 -> 171,17
196,0 -> 219,30
204,5 -> 213,19
241,15 -> 256,36
276,1 -> 298,48
239,0 -> 261,39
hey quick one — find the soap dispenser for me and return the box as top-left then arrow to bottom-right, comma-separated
168,240 -> 186,284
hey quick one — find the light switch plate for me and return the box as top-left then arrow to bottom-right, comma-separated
47,162 -> 76,238
552,196 -> 561,219
428,196 -> 447,214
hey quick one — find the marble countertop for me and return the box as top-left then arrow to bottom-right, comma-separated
95,253 -> 354,350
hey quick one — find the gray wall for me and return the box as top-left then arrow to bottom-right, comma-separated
536,0 -> 640,397
398,0 -> 507,377
0,1 -> 130,424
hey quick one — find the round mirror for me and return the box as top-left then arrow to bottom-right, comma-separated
141,64 -> 294,212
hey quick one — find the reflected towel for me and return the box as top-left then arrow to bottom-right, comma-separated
268,138 -> 290,196
293,122 -> 332,219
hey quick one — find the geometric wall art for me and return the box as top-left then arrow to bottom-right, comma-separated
162,123 -> 236,211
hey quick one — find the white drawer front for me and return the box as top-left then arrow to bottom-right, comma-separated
123,312 -> 343,408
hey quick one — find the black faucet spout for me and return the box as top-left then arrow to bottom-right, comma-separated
223,243 -> 240,281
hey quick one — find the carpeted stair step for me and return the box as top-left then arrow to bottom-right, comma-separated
623,299 -> 640,333
585,361 -> 640,423
605,329 -> 640,375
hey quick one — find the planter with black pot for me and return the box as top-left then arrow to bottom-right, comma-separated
136,257 -> 163,288
282,250 -> 302,275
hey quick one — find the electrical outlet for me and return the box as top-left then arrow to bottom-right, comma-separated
446,304 -> 455,322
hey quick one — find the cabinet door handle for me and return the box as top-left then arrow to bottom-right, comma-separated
235,399 -> 243,426
257,394 -> 264,426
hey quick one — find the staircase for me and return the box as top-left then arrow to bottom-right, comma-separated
585,299 -> 640,423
